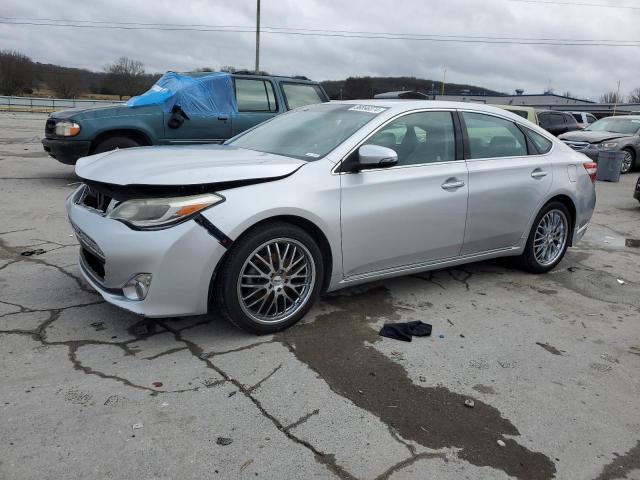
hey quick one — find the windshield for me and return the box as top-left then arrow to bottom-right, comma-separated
227,103 -> 387,160
586,118 -> 640,135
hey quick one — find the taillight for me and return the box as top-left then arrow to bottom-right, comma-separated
583,162 -> 597,183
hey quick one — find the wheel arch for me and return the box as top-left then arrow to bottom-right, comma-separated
208,214 -> 335,310
540,194 -> 577,245
90,129 -> 152,153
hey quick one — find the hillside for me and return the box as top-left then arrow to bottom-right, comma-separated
321,76 -> 502,100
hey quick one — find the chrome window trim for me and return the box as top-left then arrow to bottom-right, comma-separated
331,108 -> 463,175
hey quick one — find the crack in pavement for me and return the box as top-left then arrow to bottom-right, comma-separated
374,452 -> 448,480
0,238 -> 96,295
246,364 -> 282,394
277,286 -> 557,480
284,409 -> 320,432
155,318 -> 357,480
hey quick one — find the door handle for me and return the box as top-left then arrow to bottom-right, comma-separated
217,116 -> 228,121
531,170 -> 548,179
441,180 -> 465,190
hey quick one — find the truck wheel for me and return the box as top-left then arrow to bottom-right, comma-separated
93,136 -> 141,155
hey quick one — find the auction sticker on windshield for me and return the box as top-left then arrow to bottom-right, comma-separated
348,105 -> 387,114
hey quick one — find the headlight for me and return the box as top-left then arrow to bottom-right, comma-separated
55,120 -> 81,137
598,142 -> 619,149
108,193 -> 224,229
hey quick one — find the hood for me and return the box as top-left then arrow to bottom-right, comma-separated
52,104 -> 159,120
558,130 -> 629,143
75,144 -> 306,187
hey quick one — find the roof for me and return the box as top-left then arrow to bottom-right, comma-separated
184,71 -> 316,83
329,99 -> 533,123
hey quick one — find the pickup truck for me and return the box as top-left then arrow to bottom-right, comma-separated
42,73 -> 329,165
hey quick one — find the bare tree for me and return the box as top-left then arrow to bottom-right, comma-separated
600,91 -> 623,103
51,71 -> 84,98
0,50 -> 34,95
103,57 -> 146,100
628,87 -> 640,103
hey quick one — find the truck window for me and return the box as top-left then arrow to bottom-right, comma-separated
235,79 -> 277,112
281,83 -> 325,110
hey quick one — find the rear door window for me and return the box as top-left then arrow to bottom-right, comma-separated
235,78 -> 277,112
281,83 -> 325,110
462,112 -> 527,159
524,128 -> 553,154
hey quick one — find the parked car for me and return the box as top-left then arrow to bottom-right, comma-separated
492,105 -> 538,124
559,115 -> 640,173
42,72 -> 329,165
566,111 -> 598,130
67,101 -> 596,333
634,176 -> 640,203
537,110 -> 581,136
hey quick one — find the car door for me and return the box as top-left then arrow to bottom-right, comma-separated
231,78 -> 279,136
460,111 -> 552,255
340,110 -> 468,278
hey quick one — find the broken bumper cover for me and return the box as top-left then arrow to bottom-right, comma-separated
66,190 -> 227,317
42,138 -> 92,165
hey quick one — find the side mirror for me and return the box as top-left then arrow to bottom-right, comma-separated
356,144 -> 398,170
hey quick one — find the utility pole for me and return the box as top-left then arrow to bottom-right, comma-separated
255,0 -> 261,74
613,80 -> 621,116
441,66 -> 447,96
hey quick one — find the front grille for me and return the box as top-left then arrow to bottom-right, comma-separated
77,185 -> 113,215
562,140 -> 590,151
81,247 -> 105,279
45,118 -> 56,138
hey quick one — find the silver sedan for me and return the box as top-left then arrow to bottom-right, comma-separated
66,101 -> 596,333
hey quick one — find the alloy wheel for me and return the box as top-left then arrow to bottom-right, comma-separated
533,209 -> 568,267
236,238 -> 316,324
621,150 -> 634,174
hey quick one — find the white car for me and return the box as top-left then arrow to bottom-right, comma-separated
566,111 -> 598,130
67,101 -> 597,333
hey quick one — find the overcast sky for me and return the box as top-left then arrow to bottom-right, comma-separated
1,0 -> 638,99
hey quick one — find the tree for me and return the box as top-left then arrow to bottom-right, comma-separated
628,87 -> 640,103
343,76 -> 373,99
562,91 -> 573,99
51,71 -> 84,98
103,57 -> 146,100
0,50 -> 34,95
600,91 -> 623,103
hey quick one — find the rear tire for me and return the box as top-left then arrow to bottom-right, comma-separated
214,222 -> 324,334
621,148 -> 636,174
517,201 -> 571,273
93,136 -> 141,155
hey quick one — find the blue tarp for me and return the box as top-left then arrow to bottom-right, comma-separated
126,71 -> 238,116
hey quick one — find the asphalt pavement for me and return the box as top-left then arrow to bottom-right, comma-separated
1,112 -> 639,480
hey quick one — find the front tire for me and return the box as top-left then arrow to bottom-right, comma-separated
93,136 -> 141,155
214,222 -> 324,334
621,148 -> 636,174
517,202 -> 571,273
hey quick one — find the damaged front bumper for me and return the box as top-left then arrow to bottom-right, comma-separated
66,187 -> 228,317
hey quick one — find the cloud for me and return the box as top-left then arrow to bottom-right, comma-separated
0,0 -> 638,99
